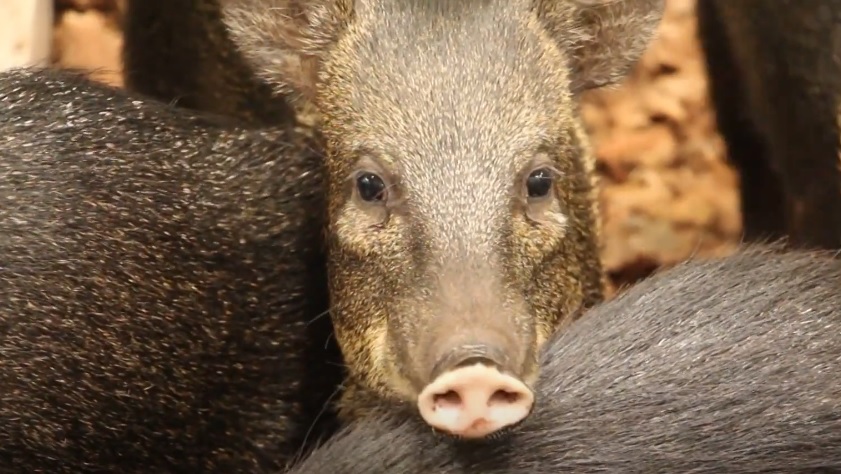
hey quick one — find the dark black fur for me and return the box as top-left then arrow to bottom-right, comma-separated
697,1 -> 841,249
0,67 -> 342,473
287,245 -> 841,473
122,0 -> 295,128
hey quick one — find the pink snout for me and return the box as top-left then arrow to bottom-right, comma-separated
416,362 -> 534,438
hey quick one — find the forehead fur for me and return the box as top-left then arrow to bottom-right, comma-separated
319,0 -> 579,257
319,0 -> 576,172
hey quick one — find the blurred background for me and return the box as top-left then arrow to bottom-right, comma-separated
1,0 -> 741,295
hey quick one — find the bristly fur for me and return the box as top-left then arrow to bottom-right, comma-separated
0,66 -> 343,473
535,0 -> 665,91
123,0 -> 298,127
286,243 -> 841,473
696,0 -> 841,249
220,0 -> 352,102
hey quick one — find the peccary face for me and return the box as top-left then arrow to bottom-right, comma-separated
223,0 -> 663,438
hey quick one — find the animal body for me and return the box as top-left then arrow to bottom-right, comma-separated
697,0 -> 841,249
0,67 -> 342,473
122,0 -> 295,128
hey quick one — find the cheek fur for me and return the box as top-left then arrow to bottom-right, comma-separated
333,201 -> 390,257
514,202 -> 568,262
527,202 -> 569,232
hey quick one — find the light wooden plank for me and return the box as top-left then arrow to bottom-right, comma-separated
0,0 -> 53,72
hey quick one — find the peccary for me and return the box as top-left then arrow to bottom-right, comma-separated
122,0 -> 295,127
0,67 -> 342,473
221,0 -> 665,438
697,0 -> 841,249
286,244 -> 841,473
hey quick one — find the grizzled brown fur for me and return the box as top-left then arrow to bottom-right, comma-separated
0,67 -> 342,473
697,0 -> 841,249
122,0 -> 296,127
287,244 -> 841,473
221,0 -> 663,419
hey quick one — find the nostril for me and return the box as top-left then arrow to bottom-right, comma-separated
432,390 -> 462,410
489,388 -> 522,406
434,388 -> 520,410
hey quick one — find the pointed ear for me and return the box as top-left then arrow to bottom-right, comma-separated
220,0 -> 352,101
537,0 -> 664,93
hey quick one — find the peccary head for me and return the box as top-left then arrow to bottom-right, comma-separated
222,0 -> 663,439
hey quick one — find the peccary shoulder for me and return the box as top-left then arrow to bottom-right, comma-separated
0,67 -> 341,473
697,0 -> 841,249
122,0 -> 297,128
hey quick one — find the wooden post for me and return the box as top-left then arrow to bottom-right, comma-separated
0,0 -> 53,72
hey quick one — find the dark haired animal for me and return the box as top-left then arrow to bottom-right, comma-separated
0,67 -> 342,473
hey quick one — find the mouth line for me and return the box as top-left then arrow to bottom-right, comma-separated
430,419 -> 522,444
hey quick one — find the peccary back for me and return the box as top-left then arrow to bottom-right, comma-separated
122,0 -> 296,128
0,67 -> 341,473
697,0 -> 841,249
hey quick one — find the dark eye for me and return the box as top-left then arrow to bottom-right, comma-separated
526,168 -> 554,198
356,172 -> 387,202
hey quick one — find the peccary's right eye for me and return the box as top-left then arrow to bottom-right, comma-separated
526,168 -> 554,199
356,172 -> 387,202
